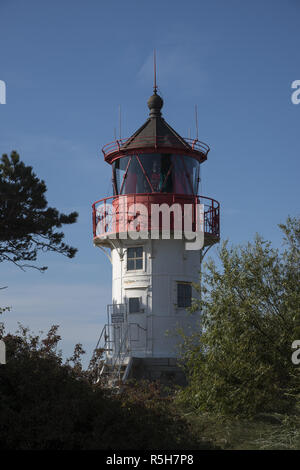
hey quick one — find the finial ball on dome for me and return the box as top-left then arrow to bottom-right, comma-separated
147,93 -> 163,110
147,93 -> 163,117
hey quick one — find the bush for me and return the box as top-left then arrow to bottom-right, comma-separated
177,217 -> 300,417
0,324 -> 214,449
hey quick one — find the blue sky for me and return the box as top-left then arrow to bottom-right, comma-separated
0,0 -> 299,365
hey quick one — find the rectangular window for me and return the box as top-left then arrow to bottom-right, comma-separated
177,283 -> 192,308
127,247 -> 143,271
129,297 -> 140,314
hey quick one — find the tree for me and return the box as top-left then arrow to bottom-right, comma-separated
177,217 -> 300,417
0,322 -> 214,450
0,151 -> 78,271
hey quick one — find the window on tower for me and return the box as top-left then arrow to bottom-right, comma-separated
127,247 -> 143,270
177,282 -> 192,308
112,154 -> 200,195
128,297 -> 141,314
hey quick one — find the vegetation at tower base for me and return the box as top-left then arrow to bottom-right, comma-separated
0,321 -> 215,450
0,151 -> 78,272
177,216 -> 300,419
0,217 -> 299,449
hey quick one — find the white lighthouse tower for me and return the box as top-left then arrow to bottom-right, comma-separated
91,85 -> 220,385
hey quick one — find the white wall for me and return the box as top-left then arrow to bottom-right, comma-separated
110,238 -> 201,357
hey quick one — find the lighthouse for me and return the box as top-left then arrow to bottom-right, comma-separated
92,84 -> 220,385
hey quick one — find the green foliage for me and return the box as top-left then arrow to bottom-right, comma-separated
0,324 -> 214,450
0,306 -> 10,316
0,151 -> 78,271
177,216 -> 300,417
180,408 -> 300,450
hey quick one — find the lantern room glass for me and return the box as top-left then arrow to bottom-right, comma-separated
112,153 -> 200,195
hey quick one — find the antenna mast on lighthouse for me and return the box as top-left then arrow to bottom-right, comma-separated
153,49 -> 157,94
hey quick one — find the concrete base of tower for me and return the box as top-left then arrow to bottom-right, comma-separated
126,357 -> 187,386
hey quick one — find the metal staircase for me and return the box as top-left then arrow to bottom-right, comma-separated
89,327 -> 130,387
89,303 -> 149,387
89,304 -> 133,387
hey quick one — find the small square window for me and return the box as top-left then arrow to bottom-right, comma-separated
129,297 -> 140,313
177,283 -> 192,308
127,247 -> 143,271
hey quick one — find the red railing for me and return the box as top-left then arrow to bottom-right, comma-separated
102,136 -> 210,161
92,193 -> 220,241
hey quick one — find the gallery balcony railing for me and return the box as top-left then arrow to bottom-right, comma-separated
92,193 -> 220,242
102,136 -> 210,162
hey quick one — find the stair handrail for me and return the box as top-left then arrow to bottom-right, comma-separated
110,324 -> 131,383
89,323 -> 110,374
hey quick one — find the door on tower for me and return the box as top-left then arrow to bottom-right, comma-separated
126,291 -> 148,355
